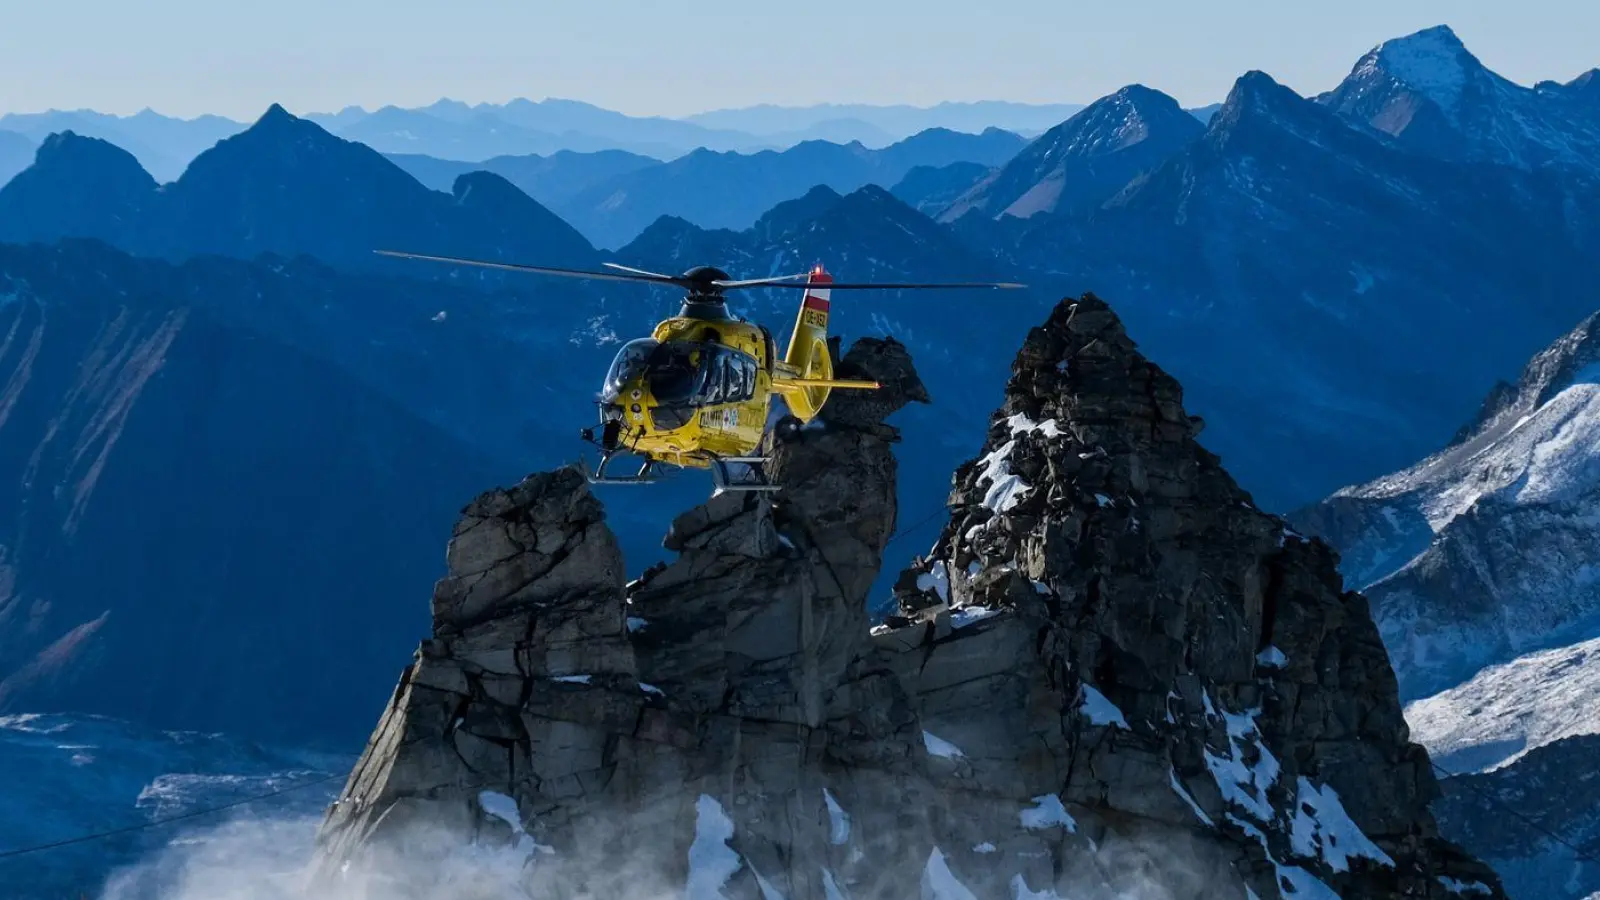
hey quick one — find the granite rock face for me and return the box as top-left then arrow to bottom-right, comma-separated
884,296 -> 1501,899
314,320 -> 1503,899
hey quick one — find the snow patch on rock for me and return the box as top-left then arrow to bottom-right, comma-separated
1078,684 -> 1130,728
687,794 -> 743,899
1019,794 -> 1077,832
921,848 -> 979,900
823,788 -> 851,845
923,731 -> 965,759
1203,704 -> 1280,822
916,559 -> 951,603
1289,777 -> 1396,871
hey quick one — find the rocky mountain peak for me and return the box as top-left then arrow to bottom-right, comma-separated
1454,310 -> 1600,441
312,302 -> 1502,899
888,294 -> 1503,898
1570,68 -> 1600,101
750,183 -> 843,240
29,130 -> 155,185
0,131 -> 158,246
939,84 -> 1201,221
1319,24 -> 1600,172
182,102 -> 366,180
256,102 -> 298,127
1358,25 -> 1479,115
1217,70 -> 1307,124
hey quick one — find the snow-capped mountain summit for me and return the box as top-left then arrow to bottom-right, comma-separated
1357,25 -> 1481,117
939,84 -> 1202,221
1320,24 -> 1600,173
1295,310 -> 1600,700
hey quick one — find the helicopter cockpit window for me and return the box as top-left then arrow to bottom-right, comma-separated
646,344 -> 707,405
603,340 -> 758,409
601,338 -> 659,401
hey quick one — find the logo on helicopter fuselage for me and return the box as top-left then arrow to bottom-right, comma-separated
698,406 -> 741,428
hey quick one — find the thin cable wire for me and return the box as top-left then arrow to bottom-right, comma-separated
0,770 -> 347,860
886,502 -> 948,548
1429,760 -> 1597,863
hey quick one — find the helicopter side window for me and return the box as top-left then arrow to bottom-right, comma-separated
705,352 -> 732,404
708,348 -> 757,403
734,352 -> 757,401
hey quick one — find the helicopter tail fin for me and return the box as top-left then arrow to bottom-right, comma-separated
777,266 -> 834,420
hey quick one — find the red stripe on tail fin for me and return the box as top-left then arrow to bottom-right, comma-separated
803,266 -> 832,312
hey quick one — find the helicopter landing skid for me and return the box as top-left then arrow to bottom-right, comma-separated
710,456 -> 781,493
584,452 -> 661,485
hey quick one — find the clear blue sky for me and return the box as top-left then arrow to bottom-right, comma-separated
1,0 -> 1594,120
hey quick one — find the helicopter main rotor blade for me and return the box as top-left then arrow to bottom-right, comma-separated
711,273 -> 814,288
603,261 -> 677,280
375,251 -> 688,286
727,280 -> 1028,290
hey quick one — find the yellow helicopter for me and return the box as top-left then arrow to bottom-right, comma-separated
377,251 -> 1023,491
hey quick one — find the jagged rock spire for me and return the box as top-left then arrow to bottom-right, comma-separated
887,294 -> 1504,899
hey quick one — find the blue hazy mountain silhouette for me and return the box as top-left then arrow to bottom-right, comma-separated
0,132 -> 157,247
0,99 -> 1066,187
545,127 -> 1026,248
389,127 -> 1024,248
0,105 -> 598,274
889,161 -> 992,215
386,147 -> 661,206
0,109 -> 245,181
0,129 -> 33,186
683,99 -> 1087,137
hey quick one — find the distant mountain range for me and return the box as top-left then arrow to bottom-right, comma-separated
386,126 -> 1024,248
681,99 -> 1087,138
0,98 -> 1090,181
952,24 -> 1600,510
0,106 -> 598,274
0,109 -> 246,182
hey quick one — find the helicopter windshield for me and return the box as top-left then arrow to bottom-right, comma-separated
602,338 -> 659,400
601,339 -> 712,405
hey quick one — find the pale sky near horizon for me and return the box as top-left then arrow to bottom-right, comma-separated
0,0 -> 1595,120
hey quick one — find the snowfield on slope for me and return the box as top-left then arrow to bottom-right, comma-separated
1348,364 -> 1600,530
1406,636 -> 1600,773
